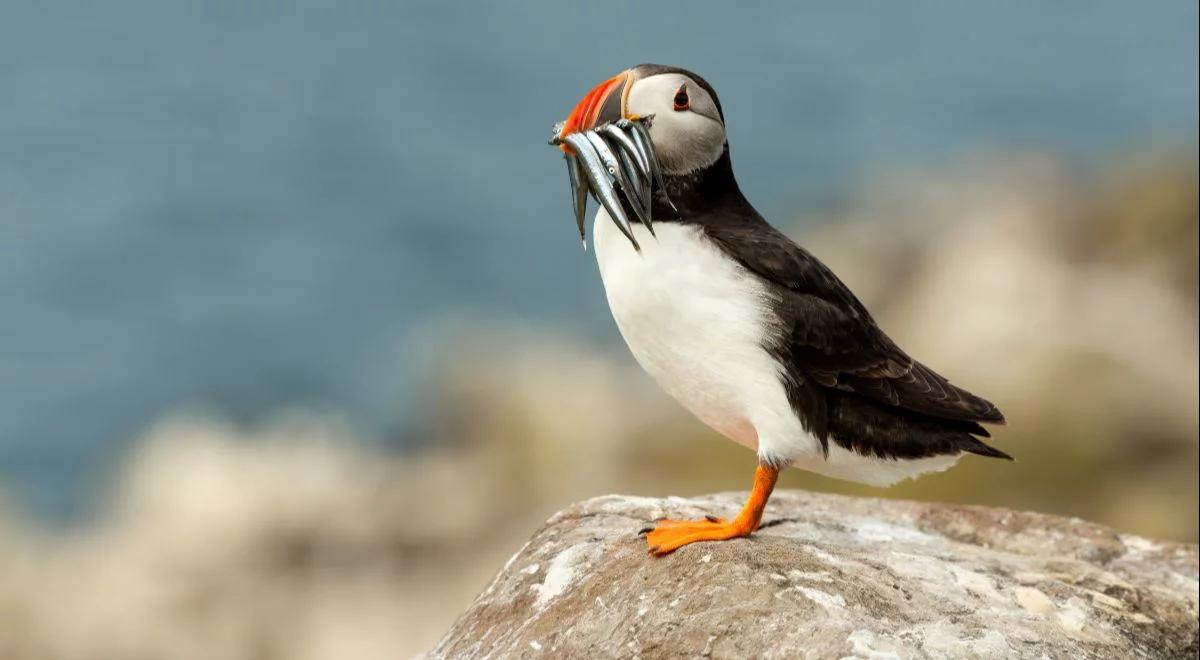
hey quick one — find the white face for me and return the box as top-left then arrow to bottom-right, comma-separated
625,73 -> 726,175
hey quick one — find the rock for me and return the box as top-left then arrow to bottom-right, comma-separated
430,491 -> 1198,659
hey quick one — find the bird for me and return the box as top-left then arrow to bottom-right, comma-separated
553,64 -> 1008,556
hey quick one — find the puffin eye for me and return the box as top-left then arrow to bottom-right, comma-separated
672,84 -> 690,111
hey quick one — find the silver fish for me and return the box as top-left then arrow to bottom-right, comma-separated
615,143 -> 650,216
600,124 -> 654,230
602,122 -> 650,177
588,132 -> 652,236
583,132 -> 623,184
563,132 -> 638,250
584,131 -> 648,245
627,118 -> 676,212
612,137 -> 654,235
564,154 -> 589,249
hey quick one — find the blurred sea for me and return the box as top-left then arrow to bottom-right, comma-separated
1,2 -> 1196,520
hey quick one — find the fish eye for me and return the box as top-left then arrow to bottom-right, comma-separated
672,84 -> 689,111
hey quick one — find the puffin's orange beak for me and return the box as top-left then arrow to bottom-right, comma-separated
556,70 -> 632,153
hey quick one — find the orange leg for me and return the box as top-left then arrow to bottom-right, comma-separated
644,463 -> 780,556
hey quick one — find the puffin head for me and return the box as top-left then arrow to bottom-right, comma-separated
558,64 -> 727,176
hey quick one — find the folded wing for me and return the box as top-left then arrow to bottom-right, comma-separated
703,217 -> 1008,461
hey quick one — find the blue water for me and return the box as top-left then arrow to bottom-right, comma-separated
1,2 -> 1196,520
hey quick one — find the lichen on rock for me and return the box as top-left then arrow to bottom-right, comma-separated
430,491 -> 1198,658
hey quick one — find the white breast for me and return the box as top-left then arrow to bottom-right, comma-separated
591,210 -> 963,486
592,210 -> 817,461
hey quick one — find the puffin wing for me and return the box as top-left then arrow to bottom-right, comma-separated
702,218 -> 1005,427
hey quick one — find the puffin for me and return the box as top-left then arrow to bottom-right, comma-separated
553,64 -> 1008,556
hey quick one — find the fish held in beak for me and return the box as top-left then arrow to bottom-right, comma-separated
600,123 -> 653,232
549,71 -> 673,251
564,132 -> 638,251
563,152 -> 588,249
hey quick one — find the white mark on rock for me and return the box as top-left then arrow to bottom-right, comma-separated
844,629 -> 901,659
1168,572 -> 1200,596
1056,597 -> 1089,632
789,570 -> 833,582
533,543 -> 590,609
972,630 -> 1012,655
769,519 -> 823,541
1014,586 -> 1057,614
919,620 -> 1013,657
590,494 -> 666,519
951,566 -> 1001,600
522,563 -> 540,575
803,545 -> 847,566
1085,588 -> 1125,609
500,541 -> 531,573
887,552 -> 950,583
853,519 -> 938,544
529,640 -> 542,651
701,553 -> 712,563
1119,534 -> 1162,554
1014,571 -> 1048,585
799,587 -> 846,611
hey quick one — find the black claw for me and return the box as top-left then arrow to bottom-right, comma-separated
638,526 -> 654,536
705,515 -> 721,523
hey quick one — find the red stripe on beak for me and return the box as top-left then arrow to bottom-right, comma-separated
558,71 -> 629,153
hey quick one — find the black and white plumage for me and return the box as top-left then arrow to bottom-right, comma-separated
557,63 -> 1008,489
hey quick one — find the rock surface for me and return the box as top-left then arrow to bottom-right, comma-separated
430,491 -> 1198,659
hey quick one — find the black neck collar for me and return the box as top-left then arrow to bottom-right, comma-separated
654,145 -> 749,221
